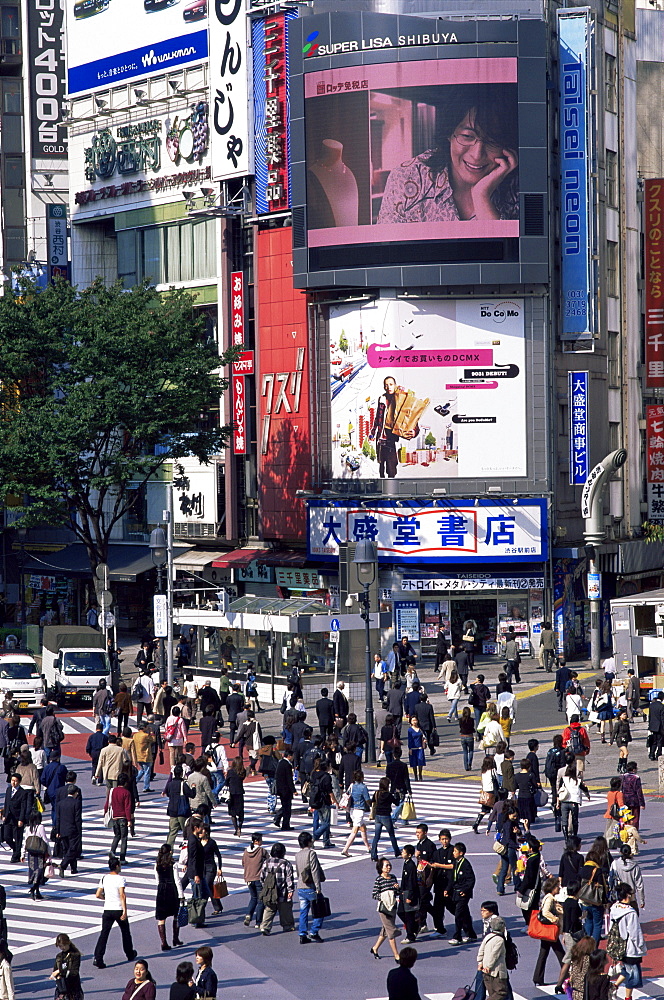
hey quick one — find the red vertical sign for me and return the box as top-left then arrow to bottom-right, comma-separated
232,374 -> 246,454
230,271 -> 244,347
645,179 -> 664,388
264,13 -> 289,211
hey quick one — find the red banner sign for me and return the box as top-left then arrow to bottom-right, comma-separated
232,374 -> 246,454
647,404 -> 664,523
232,350 -> 255,375
645,179 -> 664,388
230,271 -> 244,347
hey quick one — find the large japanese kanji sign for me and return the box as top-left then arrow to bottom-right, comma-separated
647,404 -> 664,524
307,500 -> 547,565
645,180 -> 664,389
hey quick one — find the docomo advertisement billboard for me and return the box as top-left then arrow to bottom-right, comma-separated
65,0 -> 208,95
307,499 -> 547,565
256,227 -> 310,540
644,179 -> 664,389
329,298 -> 525,482
304,58 -> 519,249
646,404 -> 664,525
558,9 -> 594,339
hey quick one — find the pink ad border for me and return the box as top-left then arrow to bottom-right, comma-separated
309,220 -> 519,247
304,57 -> 517,98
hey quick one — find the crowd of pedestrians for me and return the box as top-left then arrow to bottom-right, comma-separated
0,639 -> 655,1000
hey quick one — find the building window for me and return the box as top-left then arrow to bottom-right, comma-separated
605,53 -> 617,113
0,5 -> 20,56
4,227 -> 25,262
609,421 -> 620,452
608,331 -> 620,387
2,79 -> 20,114
605,150 -> 617,208
117,229 -> 137,288
3,155 -> 22,188
607,241 -> 619,297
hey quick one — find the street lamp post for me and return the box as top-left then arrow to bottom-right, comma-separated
149,527 -> 167,682
353,538 -> 377,764
17,526 -> 27,637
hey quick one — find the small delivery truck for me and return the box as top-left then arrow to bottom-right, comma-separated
0,651 -> 45,708
41,626 -> 111,706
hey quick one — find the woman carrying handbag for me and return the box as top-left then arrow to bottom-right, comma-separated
472,757 -> 498,833
370,857 -> 401,961
530,876 -> 566,986
154,843 -> 182,951
516,834 -> 543,925
49,934 -> 83,1000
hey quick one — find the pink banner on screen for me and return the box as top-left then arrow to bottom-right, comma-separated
309,220 -> 519,247
304,58 -> 517,98
445,382 -> 498,389
368,345 -> 494,368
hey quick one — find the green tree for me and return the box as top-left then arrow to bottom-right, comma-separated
0,278 -> 235,572
424,431 -> 437,448
338,330 -> 348,353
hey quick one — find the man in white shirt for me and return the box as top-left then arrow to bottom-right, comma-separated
373,653 -> 388,701
204,739 -> 228,802
93,857 -> 137,968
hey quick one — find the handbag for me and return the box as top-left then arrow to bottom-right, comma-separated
534,788 -> 549,808
516,886 -> 537,911
25,834 -> 48,855
577,867 -> 604,907
177,900 -> 189,928
401,795 -> 416,822
492,839 -> 508,856
339,792 -> 350,810
213,876 -> 229,900
462,632 -> 475,644
267,793 -> 277,813
528,909 -> 560,942
187,887 -> 207,928
430,729 -> 440,748
311,894 -> 331,919
478,790 -> 495,807
370,795 -> 377,821
218,785 -> 231,804
35,795 -> 44,814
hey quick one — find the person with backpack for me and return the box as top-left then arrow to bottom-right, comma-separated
544,735 -> 567,807
164,763 -> 195,846
556,761 -> 590,842
40,708 -> 64,763
341,713 -> 368,761
477,914 -> 511,1000
259,842 -> 295,934
608,883 -> 647,999
93,679 -> 114,736
562,715 -> 590,776
309,759 -> 337,850
610,710 -> 632,773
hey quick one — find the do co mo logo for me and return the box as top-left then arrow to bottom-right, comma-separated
480,301 -> 520,323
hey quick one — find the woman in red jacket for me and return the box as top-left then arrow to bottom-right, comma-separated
108,773 -> 133,863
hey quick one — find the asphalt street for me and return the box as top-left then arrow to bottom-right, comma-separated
4,656 -> 663,1000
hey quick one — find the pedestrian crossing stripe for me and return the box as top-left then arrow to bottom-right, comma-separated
365,985 -> 664,1000
0,773 -> 606,955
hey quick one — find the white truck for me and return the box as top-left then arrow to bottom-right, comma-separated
41,626 -> 111,707
0,652 -> 45,709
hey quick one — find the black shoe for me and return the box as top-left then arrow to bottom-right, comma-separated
299,935 -> 310,944
126,951 -> 138,962
309,933 -> 324,942
93,960 -> 106,969
34,889 -> 44,900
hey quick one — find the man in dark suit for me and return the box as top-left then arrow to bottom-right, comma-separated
226,684 -> 245,746
273,748 -> 296,831
56,784 -> 83,875
332,682 -> 349,727
315,688 -> 335,738
2,772 -> 30,862
448,842 -> 477,944
648,690 -> 664,759
386,682 -> 405,734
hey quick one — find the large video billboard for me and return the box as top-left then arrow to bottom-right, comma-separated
289,12 -> 548,289
305,60 -> 518,248
329,298 -> 526,481
66,0 -> 208,95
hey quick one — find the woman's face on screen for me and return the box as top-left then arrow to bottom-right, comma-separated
448,110 -> 512,186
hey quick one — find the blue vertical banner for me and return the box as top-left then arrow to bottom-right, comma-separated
569,371 -> 589,485
558,9 -> 593,339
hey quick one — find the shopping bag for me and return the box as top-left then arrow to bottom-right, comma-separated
177,900 -> 189,928
213,877 -> 229,900
219,786 -> 231,804
311,894 -> 331,919
528,909 -> 559,942
267,793 -> 277,813
534,788 -> 549,808
401,795 -> 416,822
187,894 -> 207,928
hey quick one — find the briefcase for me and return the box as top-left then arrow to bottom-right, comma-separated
311,894 -> 331,919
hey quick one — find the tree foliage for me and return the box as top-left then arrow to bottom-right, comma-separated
0,278 -> 234,570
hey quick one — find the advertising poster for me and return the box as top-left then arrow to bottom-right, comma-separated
304,58 -> 519,248
66,0 -> 208,95
210,0 -> 250,180
28,0 -> 67,158
646,403 -> 664,525
329,298 -> 525,481
644,179 -> 664,388
568,371 -> 588,485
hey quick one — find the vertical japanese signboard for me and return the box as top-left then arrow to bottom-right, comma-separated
646,404 -> 664,525
252,10 -> 296,213
230,271 -> 244,346
644,179 -> 664,389
210,0 -> 250,180
46,204 -> 68,282
28,0 -> 67,159
232,374 -> 246,454
568,371 -> 588,485
558,9 -> 593,339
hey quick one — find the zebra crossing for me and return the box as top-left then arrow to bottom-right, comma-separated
0,774 -> 510,955
366,985 -> 664,1000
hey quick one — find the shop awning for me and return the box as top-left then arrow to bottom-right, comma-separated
173,605 -> 392,635
256,550 -> 308,568
210,549 -> 264,569
23,543 -> 191,582
172,549 -> 227,572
